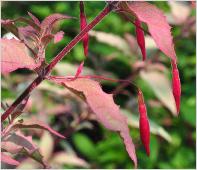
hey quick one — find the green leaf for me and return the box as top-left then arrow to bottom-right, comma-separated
149,136 -> 159,163
72,133 -> 97,160
140,69 -> 177,115
171,148 -> 195,168
181,97 -> 196,127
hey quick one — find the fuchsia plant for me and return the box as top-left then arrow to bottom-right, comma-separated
1,1 -> 181,168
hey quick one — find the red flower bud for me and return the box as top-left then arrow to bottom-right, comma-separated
171,60 -> 181,114
80,1 -> 89,57
135,18 -> 146,61
137,89 -> 150,156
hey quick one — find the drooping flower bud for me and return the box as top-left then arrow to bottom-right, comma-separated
80,1 -> 89,57
137,89 -> 150,156
171,60 -> 181,114
135,18 -> 146,61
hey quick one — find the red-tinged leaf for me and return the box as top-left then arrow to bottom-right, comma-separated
119,129 -> 137,167
1,38 -> 39,74
119,2 -> 177,61
20,148 -> 49,168
137,89 -> 150,156
1,122 -> 15,139
1,19 -> 19,38
1,152 -> 20,166
75,61 -> 84,78
2,131 -> 37,153
41,34 -> 54,47
51,78 -> 137,167
12,119 -> 65,139
2,131 -> 48,168
80,2 -> 89,57
54,31 -> 64,43
1,140 -> 24,154
41,13 -> 73,34
18,26 -> 38,41
135,18 -> 146,61
171,60 -> 181,114
40,31 -> 64,46
14,17 -> 40,31
17,26 -> 38,54
28,12 -> 41,26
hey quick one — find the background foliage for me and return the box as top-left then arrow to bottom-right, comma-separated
1,1 -> 196,169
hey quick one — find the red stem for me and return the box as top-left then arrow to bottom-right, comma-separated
45,4 -> 112,73
2,4 -> 113,122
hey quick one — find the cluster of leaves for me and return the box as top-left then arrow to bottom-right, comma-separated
1,1 -> 194,169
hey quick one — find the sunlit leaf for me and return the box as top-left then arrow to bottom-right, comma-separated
50,151 -> 89,168
1,152 -> 20,166
119,1 -> 177,61
50,78 -> 137,167
89,30 -> 131,56
140,69 -> 176,115
1,38 -> 39,74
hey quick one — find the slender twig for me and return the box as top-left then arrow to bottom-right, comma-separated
2,4 -> 113,122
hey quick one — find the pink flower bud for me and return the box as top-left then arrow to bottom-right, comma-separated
171,60 -> 181,114
135,18 -> 146,61
137,89 -> 150,156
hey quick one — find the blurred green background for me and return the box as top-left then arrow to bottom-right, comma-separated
1,1 -> 196,169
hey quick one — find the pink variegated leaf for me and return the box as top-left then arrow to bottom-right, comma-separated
41,34 -> 54,47
119,1 -> 177,61
75,61 -> 84,78
41,13 -> 74,34
14,17 -> 40,31
1,38 -> 40,74
18,26 -> 38,54
1,140 -> 25,154
54,31 -> 64,43
135,18 -> 146,61
2,16 -> 40,35
11,119 -> 65,139
28,12 -> 41,26
80,1 -> 89,57
18,26 -> 38,41
40,31 -> 64,46
50,78 -> 137,168
2,131 -> 48,168
1,152 -> 20,166
2,131 -> 37,153
1,19 -> 19,38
